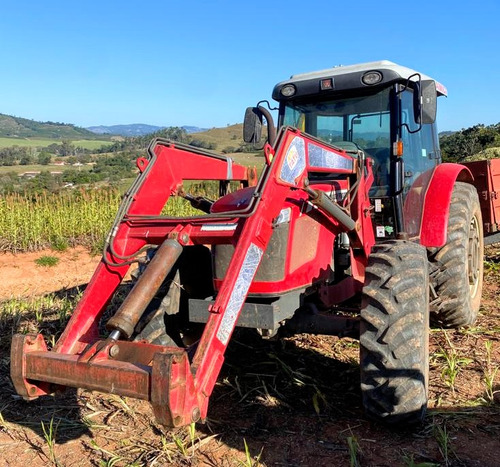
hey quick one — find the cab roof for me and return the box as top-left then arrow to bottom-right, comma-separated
272,60 -> 447,101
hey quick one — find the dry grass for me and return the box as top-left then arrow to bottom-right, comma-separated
0,190 -> 121,253
0,212 -> 498,465
0,263 -> 499,466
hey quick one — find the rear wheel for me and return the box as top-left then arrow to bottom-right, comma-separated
360,240 -> 429,425
428,182 -> 483,327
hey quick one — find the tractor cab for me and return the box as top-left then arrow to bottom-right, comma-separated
246,60 -> 447,241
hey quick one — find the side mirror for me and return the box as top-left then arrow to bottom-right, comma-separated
420,80 -> 437,124
243,107 -> 263,144
413,80 -> 437,125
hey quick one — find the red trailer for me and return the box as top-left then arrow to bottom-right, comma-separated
463,159 -> 500,243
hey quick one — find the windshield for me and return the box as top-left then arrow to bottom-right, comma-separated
282,88 -> 392,195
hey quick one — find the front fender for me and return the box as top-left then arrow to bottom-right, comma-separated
420,163 -> 474,247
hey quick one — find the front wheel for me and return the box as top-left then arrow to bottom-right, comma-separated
360,240 -> 429,425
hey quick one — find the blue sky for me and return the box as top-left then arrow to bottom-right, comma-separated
0,0 -> 498,132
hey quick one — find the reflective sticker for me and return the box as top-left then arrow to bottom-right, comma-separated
376,226 -> 385,237
201,224 -> 238,231
280,137 -> 306,185
216,243 -> 263,345
287,145 -> 299,170
308,142 -> 354,171
275,208 -> 291,225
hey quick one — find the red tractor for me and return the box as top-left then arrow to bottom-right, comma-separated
12,60 -> 495,426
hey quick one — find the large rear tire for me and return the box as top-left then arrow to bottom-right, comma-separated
360,240 -> 429,425
428,182 -> 483,328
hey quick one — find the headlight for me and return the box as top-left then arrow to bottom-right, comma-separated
280,84 -> 296,97
362,71 -> 383,85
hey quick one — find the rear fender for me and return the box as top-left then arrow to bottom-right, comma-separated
420,163 -> 474,247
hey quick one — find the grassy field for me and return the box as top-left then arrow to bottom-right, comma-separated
0,190 -> 121,252
0,187 -> 206,253
0,137 -> 113,149
191,123 -> 267,152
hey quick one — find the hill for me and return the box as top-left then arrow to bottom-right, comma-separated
0,113 -> 99,139
87,123 -> 163,137
87,124 -> 208,137
188,123 -> 267,152
188,124 -> 245,152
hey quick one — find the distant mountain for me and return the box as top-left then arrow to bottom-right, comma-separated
182,126 -> 207,134
0,113 -> 98,139
87,124 -> 163,137
86,124 -> 208,137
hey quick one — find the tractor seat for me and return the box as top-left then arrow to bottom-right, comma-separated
210,186 -> 256,213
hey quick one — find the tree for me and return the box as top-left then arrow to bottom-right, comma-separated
38,151 -> 52,165
19,154 -> 33,165
60,140 -> 75,157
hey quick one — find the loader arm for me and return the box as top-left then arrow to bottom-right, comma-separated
11,128 -> 371,427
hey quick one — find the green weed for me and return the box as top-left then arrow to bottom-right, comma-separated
41,416 -> 59,465
433,423 -> 458,466
35,255 -> 60,267
347,434 -> 361,467
434,331 -> 472,394
483,340 -> 499,403
240,438 -> 264,467
402,452 -> 439,467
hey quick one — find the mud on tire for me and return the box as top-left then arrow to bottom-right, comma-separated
360,240 -> 429,425
428,182 -> 484,328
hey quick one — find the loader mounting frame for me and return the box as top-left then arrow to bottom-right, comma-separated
11,129 -> 374,427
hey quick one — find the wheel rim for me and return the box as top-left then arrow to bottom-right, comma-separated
468,214 -> 481,298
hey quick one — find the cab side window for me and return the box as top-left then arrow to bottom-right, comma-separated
400,90 -> 439,195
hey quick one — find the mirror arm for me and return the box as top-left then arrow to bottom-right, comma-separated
401,122 -> 422,135
257,105 -> 277,146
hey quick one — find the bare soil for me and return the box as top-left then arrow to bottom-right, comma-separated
0,247 -> 99,301
0,247 -> 499,466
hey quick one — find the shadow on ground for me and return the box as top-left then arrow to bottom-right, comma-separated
1,283 -> 500,466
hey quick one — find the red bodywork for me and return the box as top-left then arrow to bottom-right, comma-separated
11,128 -> 375,427
419,163 -> 473,247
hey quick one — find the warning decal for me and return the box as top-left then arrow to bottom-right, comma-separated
216,243 -> 263,345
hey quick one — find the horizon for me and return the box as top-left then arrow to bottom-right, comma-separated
0,1 -> 498,132
3,112 -> 498,136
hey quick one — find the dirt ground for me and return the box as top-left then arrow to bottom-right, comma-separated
0,247 -> 99,301
0,247 -> 499,466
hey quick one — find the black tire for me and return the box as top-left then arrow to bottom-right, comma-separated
360,240 -> 429,425
133,245 -> 214,347
428,182 -> 484,327
134,270 -> 182,347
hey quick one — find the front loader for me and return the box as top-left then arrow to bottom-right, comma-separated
11,60 -> 492,426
